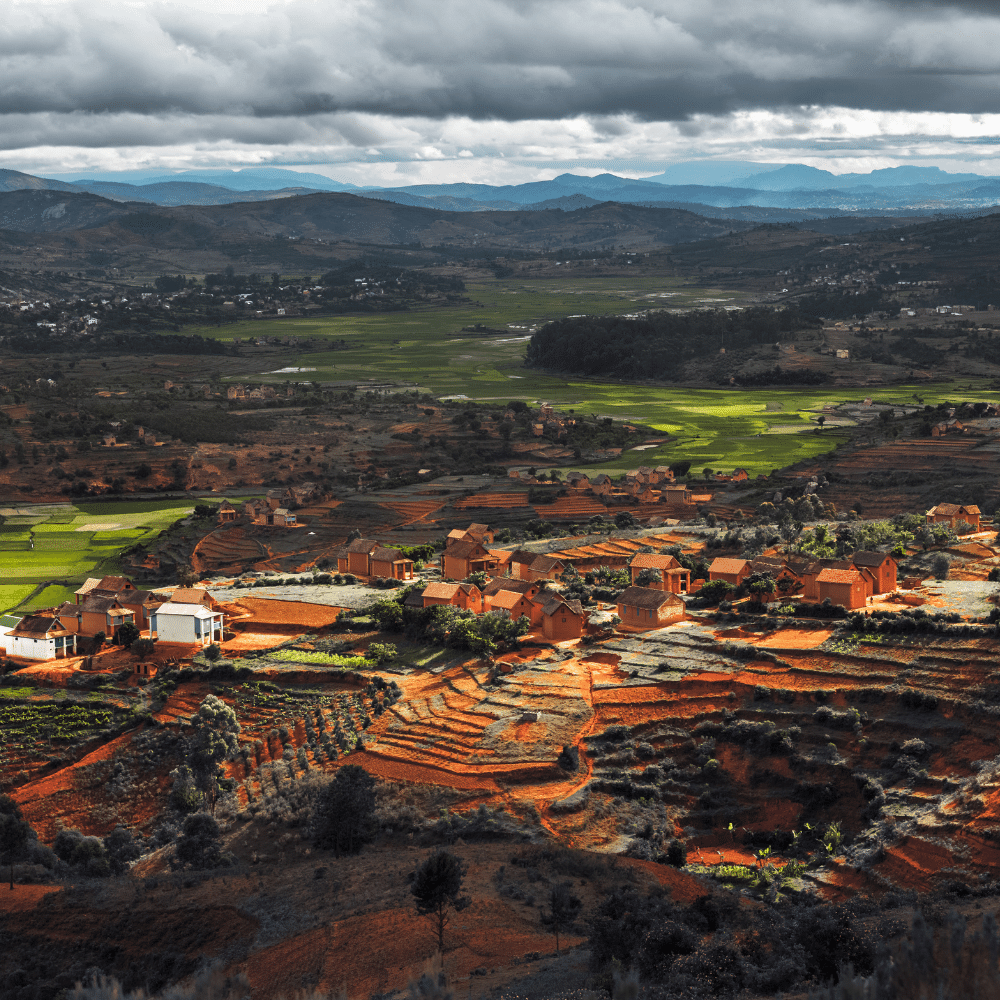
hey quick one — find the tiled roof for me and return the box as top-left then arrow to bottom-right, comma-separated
445,539 -> 485,559
509,549 -> 537,565
171,588 -> 214,605
709,557 -> 749,575
617,586 -> 681,610
371,546 -> 406,562
530,554 -> 564,572
852,551 -> 894,567
78,595 -> 125,613
483,578 -> 535,597
490,590 -> 530,610
422,582 -> 460,600
10,615 -> 62,636
74,578 -> 103,596
816,568 -> 862,584
631,553 -> 678,570
541,596 -> 584,617
345,537 -> 380,553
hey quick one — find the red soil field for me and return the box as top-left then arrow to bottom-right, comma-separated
0,885 -> 59,913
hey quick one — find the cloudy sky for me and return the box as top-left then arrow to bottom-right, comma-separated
5,0 -> 1000,184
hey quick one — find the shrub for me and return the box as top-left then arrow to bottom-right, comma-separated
366,642 -> 397,666
173,812 -> 232,869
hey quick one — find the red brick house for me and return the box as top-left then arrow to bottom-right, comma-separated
851,551 -> 897,594
526,554 -> 566,581
483,578 -> 541,602
661,484 -> 694,505
816,567 -> 868,609
616,587 -> 685,629
370,546 -> 415,581
708,557 -> 751,587
486,589 -> 541,624
420,582 -> 483,612
442,539 -> 497,580
630,552 -> 689,593
926,503 -> 981,533
540,595 -> 586,641
218,500 -> 238,523
345,538 -> 380,576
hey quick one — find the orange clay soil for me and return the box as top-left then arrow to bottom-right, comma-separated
247,900 -> 581,1000
9,729 -> 175,842
227,597 -> 344,629
748,628 -> 835,649
0,885 -> 60,913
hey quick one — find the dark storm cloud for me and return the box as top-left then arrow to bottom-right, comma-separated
3,0 -> 1000,148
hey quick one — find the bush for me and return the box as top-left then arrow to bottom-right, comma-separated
173,812 -> 232,869
366,642 -> 397,666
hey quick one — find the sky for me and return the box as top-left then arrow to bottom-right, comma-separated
5,0 -> 1000,185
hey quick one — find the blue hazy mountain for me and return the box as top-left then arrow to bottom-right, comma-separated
721,163 -> 988,191
49,166 -> 356,192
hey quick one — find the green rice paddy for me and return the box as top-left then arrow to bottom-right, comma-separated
0,498 -> 223,613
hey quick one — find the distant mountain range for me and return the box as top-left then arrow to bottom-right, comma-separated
4,162 -> 1000,216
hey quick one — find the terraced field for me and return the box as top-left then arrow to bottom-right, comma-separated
0,498 -> 222,612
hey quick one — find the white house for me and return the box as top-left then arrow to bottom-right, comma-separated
3,614 -> 78,660
150,603 -> 224,646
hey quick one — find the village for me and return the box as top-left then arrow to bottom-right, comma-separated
0,491 -> 989,672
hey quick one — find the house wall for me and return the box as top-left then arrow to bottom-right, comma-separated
818,580 -> 865,610
153,613 -> 223,645
543,612 -> 584,641
347,552 -> 372,576
710,569 -> 747,586
371,559 -> 412,580
442,554 -> 469,581
11,634 -> 74,659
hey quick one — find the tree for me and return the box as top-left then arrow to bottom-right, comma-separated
91,631 -> 106,654
366,642 -> 397,666
634,567 -> 660,587
174,812 -> 231,869
117,622 -> 141,648
134,638 -> 156,661
185,694 -> 241,812
411,849 -> 470,952
614,511 -> 638,530
313,765 -> 377,856
817,415 -> 826,430
543,882 -> 582,954
203,643 -> 222,663
0,795 -> 32,890
696,580 -> 735,605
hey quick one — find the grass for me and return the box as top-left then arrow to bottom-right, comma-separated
175,276 -> 987,476
20,584 -> 78,612
267,650 -> 370,667
0,585 -> 38,613
0,498 -> 222,590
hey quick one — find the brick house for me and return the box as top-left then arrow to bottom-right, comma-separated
661,484 -> 694,505
442,539 -> 497,580
708,557 -> 751,587
486,588 -> 541,623
616,587 -> 685,629
815,568 -> 868,610
926,503 -> 981,533
483,578 -> 542,603
630,552 -> 689,593
218,500 -> 238,523
56,596 -> 135,640
370,546 -> 414,581
75,575 -> 138,604
851,551 -> 898,594
331,545 -> 350,574
540,595 -> 586,641
420,582 -> 483,612
345,538 -> 381,576
788,557 -> 824,600
526,554 -> 566,581
748,556 -> 801,593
